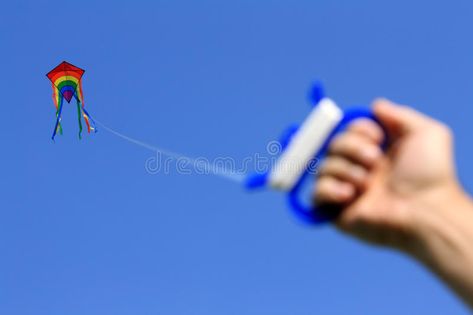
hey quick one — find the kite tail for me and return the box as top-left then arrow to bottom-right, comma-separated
82,107 -> 97,133
52,90 -> 63,135
78,81 -> 93,133
76,85 -> 96,134
55,107 -> 63,135
52,97 -> 64,140
76,102 -> 83,139
83,113 -> 91,133
74,93 -> 96,135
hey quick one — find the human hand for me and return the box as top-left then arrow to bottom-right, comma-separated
314,99 -> 464,251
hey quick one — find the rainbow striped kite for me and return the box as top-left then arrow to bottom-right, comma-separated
46,61 -> 96,140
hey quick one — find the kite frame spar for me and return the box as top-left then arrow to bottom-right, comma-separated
46,61 -> 97,140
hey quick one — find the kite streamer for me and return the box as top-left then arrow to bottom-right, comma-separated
94,120 -> 245,183
47,61 -> 97,140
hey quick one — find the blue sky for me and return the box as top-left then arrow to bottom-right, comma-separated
2,0 -> 473,314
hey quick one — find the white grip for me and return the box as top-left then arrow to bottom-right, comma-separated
268,98 -> 343,191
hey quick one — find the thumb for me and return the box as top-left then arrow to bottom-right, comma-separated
373,98 -> 430,137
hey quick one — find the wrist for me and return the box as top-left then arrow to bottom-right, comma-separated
406,184 -> 473,306
407,183 -> 472,259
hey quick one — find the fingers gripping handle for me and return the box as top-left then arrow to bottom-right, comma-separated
243,92 -> 388,225
288,108 -> 387,224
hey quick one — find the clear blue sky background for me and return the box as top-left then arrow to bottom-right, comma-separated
2,0 -> 473,314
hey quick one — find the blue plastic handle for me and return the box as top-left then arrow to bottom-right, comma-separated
244,82 -> 388,225
288,107 -> 387,224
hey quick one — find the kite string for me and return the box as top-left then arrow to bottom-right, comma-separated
93,120 -> 245,183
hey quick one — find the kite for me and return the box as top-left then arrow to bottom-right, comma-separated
46,61 -> 97,140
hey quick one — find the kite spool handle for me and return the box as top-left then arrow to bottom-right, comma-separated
288,108 -> 388,224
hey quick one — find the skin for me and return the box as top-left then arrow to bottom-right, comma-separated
313,99 -> 473,309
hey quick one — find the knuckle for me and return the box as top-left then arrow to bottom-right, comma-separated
437,122 -> 453,139
349,119 -> 384,142
349,118 -> 374,131
347,119 -> 368,131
